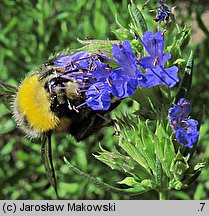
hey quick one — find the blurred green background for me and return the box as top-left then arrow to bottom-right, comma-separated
0,0 -> 209,199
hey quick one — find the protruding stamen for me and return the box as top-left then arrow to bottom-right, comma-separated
154,56 -> 159,66
161,29 -> 166,36
89,61 -> 93,70
67,100 -> 72,110
76,101 -> 87,109
75,89 -> 81,95
94,85 -> 100,93
106,78 -> 113,87
181,100 -> 189,108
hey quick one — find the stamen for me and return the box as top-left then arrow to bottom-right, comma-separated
73,106 -> 79,113
67,100 -> 72,110
164,16 -> 168,24
142,0 -> 150,9
75,89 -> 81,95
92,65 -> 98,71
154,56 -> 159,66
106,78 -> 113,87
49,85 -> 53,93
161,29 -> 166,36
53,86 -> 67,91
181,120 -> 189,129
76,101 -> 87,109
54,70 -> 58,77
181,101 -> 189,107
70,60 -> 74,68
89,61 -> 93,70
94,85 -> 100,93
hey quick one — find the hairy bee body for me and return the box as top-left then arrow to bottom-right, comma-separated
12,64 -> 105,141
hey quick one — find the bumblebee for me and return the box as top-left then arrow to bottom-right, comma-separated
0,52 -> 120,196
12,65 -> 105,141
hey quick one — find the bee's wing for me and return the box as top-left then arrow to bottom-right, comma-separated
0,80 -> 17,110
41,132 -> 59,198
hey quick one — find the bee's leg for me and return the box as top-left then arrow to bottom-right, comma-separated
41,132 -> 59,198
104,99 -> 122,113
95,99 -> 122,135
71,99 -> 122,141
111,119 -> 123,138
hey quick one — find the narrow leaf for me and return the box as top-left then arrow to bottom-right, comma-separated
128,0 -> 147,35
175,50 -> 194,103
64,157 -> 150,195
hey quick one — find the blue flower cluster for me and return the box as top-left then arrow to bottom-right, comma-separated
168,98 -> 200,148
53,30 -> 178,110
155,0 -> 171,23
143,0 -> 171,23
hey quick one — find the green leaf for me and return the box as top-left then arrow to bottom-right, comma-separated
196,9 -> 209,37
119,134 -> 150,171
112,28 -> 133,41
77,39 -> 119,55
137,120 -> 157,174
131,86 -> 171,120
64,157 -> 150,195
0,81 -> 17,110
155,122 -> 175,178
166,25 -> 191,58
128,0 -> 147,35
1,140 -> 15,155
170,150 -> 189,181
180,162 -> 205,188
118,177 -> 154,191
175,50 -> 194,103
0,17 -> 17,38
155,157 -> 163,186
117,177 -> 139,187
95,144 -> 152,180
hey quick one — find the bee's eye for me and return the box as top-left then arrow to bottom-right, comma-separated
45,78 -> 60,93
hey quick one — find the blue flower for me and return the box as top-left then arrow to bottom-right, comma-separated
155,2 -> 171,23
143,0 -> 171,23
138,30 -> 179,88
54,52 -> 91,70
168,98 -> 200,148
84,41 -> 145,109
93,40 -> 147,99
52,34 -> 179,111
172,118 -> 200,148
139,66 -> 179,88
112,41 -> 145,76
108,68 -> 139,98
168,98 -> 192,119
85,82 -> 111,110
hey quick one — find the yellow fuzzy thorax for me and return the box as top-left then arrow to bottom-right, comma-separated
17,75 -> 59,132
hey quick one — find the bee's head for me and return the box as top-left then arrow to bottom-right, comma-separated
12,69 -> 81,139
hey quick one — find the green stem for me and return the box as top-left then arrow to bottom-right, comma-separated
159,190 -> 170,200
